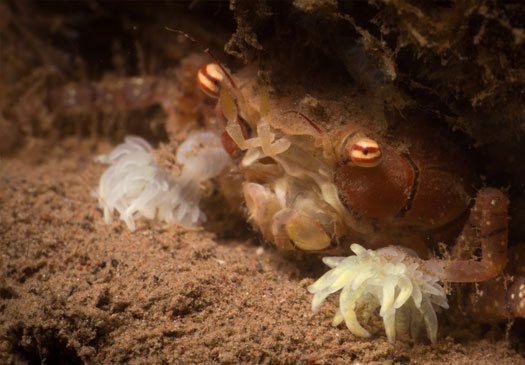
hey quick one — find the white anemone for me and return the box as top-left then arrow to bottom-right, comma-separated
308,244 -> 449,343
95,132 -> 230,230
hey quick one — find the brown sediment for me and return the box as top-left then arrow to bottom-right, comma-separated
1,1 -> 525,363
1,138 -> 523,364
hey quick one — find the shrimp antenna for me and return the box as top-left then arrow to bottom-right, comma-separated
164,27 -> 238,89
282,110 -> 325,134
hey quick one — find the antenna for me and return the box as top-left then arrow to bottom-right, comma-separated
282,110 -> 325,134
164,27 -> 238,89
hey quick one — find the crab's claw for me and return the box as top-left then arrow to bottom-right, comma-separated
243,181 -> 332,251
271,208 -> 331,251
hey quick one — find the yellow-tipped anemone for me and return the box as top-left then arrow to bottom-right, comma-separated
308,244 -> 449,343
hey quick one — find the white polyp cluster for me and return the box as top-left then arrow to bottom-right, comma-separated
95,132 -> 230,231
308,244 -> 449,343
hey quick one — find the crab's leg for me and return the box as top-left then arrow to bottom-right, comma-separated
423,188 -> 509,283
468,275 -> 525,320
466,243 -> 525,320
506,244 -> 525,317
507,276 -> 525,317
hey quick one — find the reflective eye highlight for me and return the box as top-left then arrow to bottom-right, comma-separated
347,137 -> 382,167
197,63 -> 225,98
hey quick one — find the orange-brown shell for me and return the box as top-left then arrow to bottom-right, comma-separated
334,112 -> 475,229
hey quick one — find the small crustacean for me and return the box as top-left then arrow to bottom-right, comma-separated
195,62 -> 525,342
9,53 -> 212,139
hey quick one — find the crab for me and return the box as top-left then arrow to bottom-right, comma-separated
194,61 -> 525,342
85,52 -> 524,342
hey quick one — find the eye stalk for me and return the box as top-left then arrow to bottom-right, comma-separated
197,63 -> 225,98
344,136 -> 382,167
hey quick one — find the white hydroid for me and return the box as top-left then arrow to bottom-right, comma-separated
95,132 -> 230,230
308,244 -> 449,343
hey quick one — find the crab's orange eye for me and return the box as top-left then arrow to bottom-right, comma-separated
197,63 -> 225,98
347,137 -> 382,167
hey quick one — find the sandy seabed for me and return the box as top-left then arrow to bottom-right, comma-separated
1,138 -> 523,364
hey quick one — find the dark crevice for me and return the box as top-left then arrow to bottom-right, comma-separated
7,325 -> 83,365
